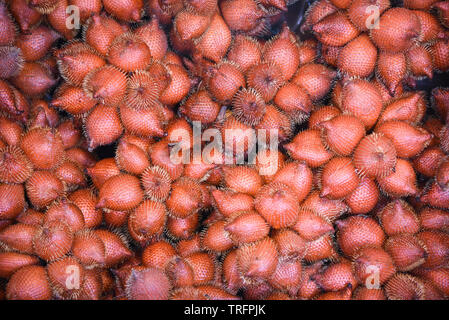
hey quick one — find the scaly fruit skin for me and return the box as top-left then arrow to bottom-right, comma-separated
1,0 -> 449,302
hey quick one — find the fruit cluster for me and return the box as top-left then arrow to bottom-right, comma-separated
0,0 -> 448,300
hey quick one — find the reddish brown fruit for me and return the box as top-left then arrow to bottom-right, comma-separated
377,51 -> 407,95
82,14 -> 124,56
264,24 -> 300,82
0,183 -> 25,220
33,221 -> 73,261
52,84 -> 97,116
237,237 -> 278,282
149,140 -> 184,181
292,63 -> 336,102
0,223 -> 37,253
269,259 -> 302,296
336,216 -> 385,257
419,268 -> 449,297
304,234 -> 337,262
86,158 -> 120,190
202,220 -> 233,252
84,105 -> 123,150
126,267 -> 171,300
297,261 -> 323,299
274,82 -> 312,118
179,89 -> 220,124
0,2 -> 17,46
142,241 -> 176,271
0,46 -> 24,79
431,38 -> 449,72
256,104 -> 292,143
97,174 -> 143,211
102,0 -> 143,21
46,199 -> 85,233
348,0 -> 390,31
68,189 -> 102,228
220,0 -> 264,32
222,250 -> 244,294
47,256 -> 85,299
377,159 -> 418,197
57,120 -> 82,149
302,0 -> 338,32
407,45 -> 434,79
303,190 -> 348,222
352,287 -> 386,300
284,129 -> 333,168
308,105 -> 340,129
353,247 -> 396,285
320,45 -> 340,67
20,127 -> 65,170
46,0 -> 79,39
385,234 -> 427,271
0,146 -> 33,184
115,139 -> 149,175
83,66 -> 127,106
345,177 -> 379,215
370,8 -> 421,53
436,159 -> 449,190
211,189 -> 254,218
56,42 -> 105,87
128,200 -> 166,242
184,252 -> 216,285
255,182 -> 300,229
16,209 -> 44,226
134,17 -> 168,60
272,161 -> 313,202
55,160 -> 87,191
95,229 -> 132,267
6,266 -> 52,300
206,61 -> 245,103
379,200 -> 420,236
222,166 -> 262,196
379,92 -> 426,125
314,260 -> 357,291
246,62 -> 283,103
352,133 -> 397,178
320,157 -> 360,199
159,63 -> 191,105
0,252 -> 39,278
9,0 -> 42,33
120,103 -> 165,138
419,207 -> 449,231
341,79 -> 383,129
319,115 -> 365,156
194,13 -> 231,63
291,207 -> 333,241
126,71 -> 163,111
225,211 -> 269,244
72,230 -> 106,268
312,12 -> 359,47
141,166 -> 172,202
385,274 -> 425,300
108,33 -> 151,72
417,230 -> 449,268
227,35 -> 261,73
337,34 -> 377,77
16,26 -> 60,62
166,177 -> 202,218
272,228 -> 307,261
25,170 -> 64,209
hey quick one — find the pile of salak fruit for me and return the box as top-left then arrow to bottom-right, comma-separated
0,0 -> 449,300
